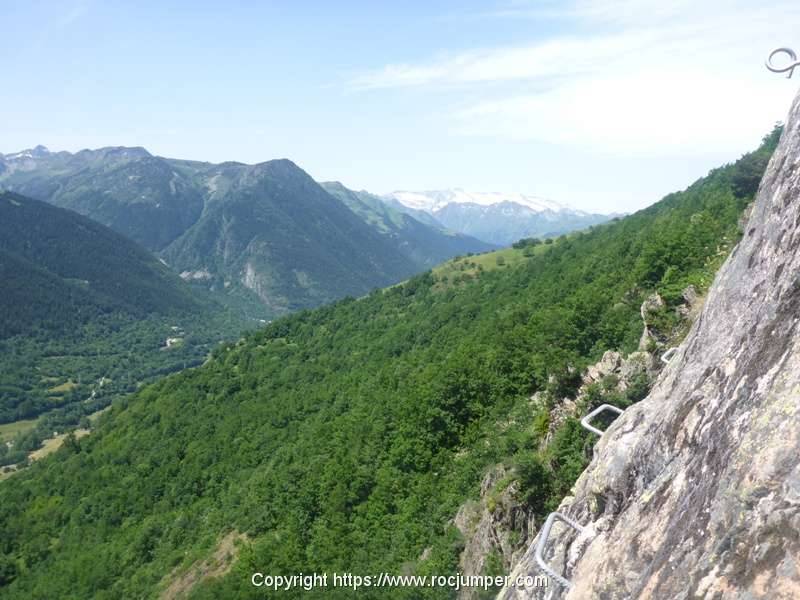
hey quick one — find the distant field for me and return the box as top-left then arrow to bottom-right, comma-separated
432,242 -> 552,290
47,379 -> 79,394
0,466 -> 19,482
0,418 -> 38,443
29,429 -> 90,461
1,411 -> 102,482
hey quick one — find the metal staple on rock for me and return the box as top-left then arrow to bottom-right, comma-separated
580,403 -> 624,436
661,347 -> 678,364
534,512 -> 586,588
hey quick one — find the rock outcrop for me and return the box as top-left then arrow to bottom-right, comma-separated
638,293 -> 666,351
499,93 -> 800,598
536,349 -> 653,450
456,344 -> 657,594
455,466 -> 537,599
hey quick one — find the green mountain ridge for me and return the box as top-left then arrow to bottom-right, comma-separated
160,159 -> 421,316
0,128 -> 779,598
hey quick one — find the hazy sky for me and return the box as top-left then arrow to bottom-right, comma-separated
2,0 -> 799,213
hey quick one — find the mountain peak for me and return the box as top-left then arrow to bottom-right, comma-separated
82,146 -> 152,160
2,145 -> 152,163
251,157 -> 306,175
4,145 -> 51,160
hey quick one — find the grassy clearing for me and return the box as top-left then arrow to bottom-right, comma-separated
0,418 -> 38,443
29,429 -> 90,461
432,243 -> 552,290
1,420 -> 98,483
0,466 -> 20,482
47,380 -> 79,394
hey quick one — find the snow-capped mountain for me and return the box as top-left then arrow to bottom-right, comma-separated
387,189 -> 573,214
2,145 -> 51,161
0,145 -> 52,175
382,189 -> 614,246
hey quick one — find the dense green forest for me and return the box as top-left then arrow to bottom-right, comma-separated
0,192 -> 204,338
0,193 -> 247,460
0,128 -> 780,599
0,310 -> 244,466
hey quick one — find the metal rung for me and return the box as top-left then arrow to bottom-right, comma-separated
580,403 -> 624,436
661,347 -> 678,364
535,512 -> 586,588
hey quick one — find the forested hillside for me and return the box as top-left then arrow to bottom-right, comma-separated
0,128 -> 780,599
0,192 -> 245,450
0,192 -> 201,338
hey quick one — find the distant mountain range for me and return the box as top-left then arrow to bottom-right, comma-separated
383,189 -> 617,246
0,147 -> 491,318
320,182 -> 495,267
0,146 -> 612,315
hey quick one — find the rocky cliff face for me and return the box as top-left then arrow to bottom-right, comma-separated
499,93 -> 800,599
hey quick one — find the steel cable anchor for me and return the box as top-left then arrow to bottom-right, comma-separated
766,48 -> 799,78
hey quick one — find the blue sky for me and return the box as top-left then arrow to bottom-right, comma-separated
2,0 -> 798,212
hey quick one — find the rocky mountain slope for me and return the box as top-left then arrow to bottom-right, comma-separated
384,189 -> 614,246
500,94 -> 800,598
0,146 -> 203,251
